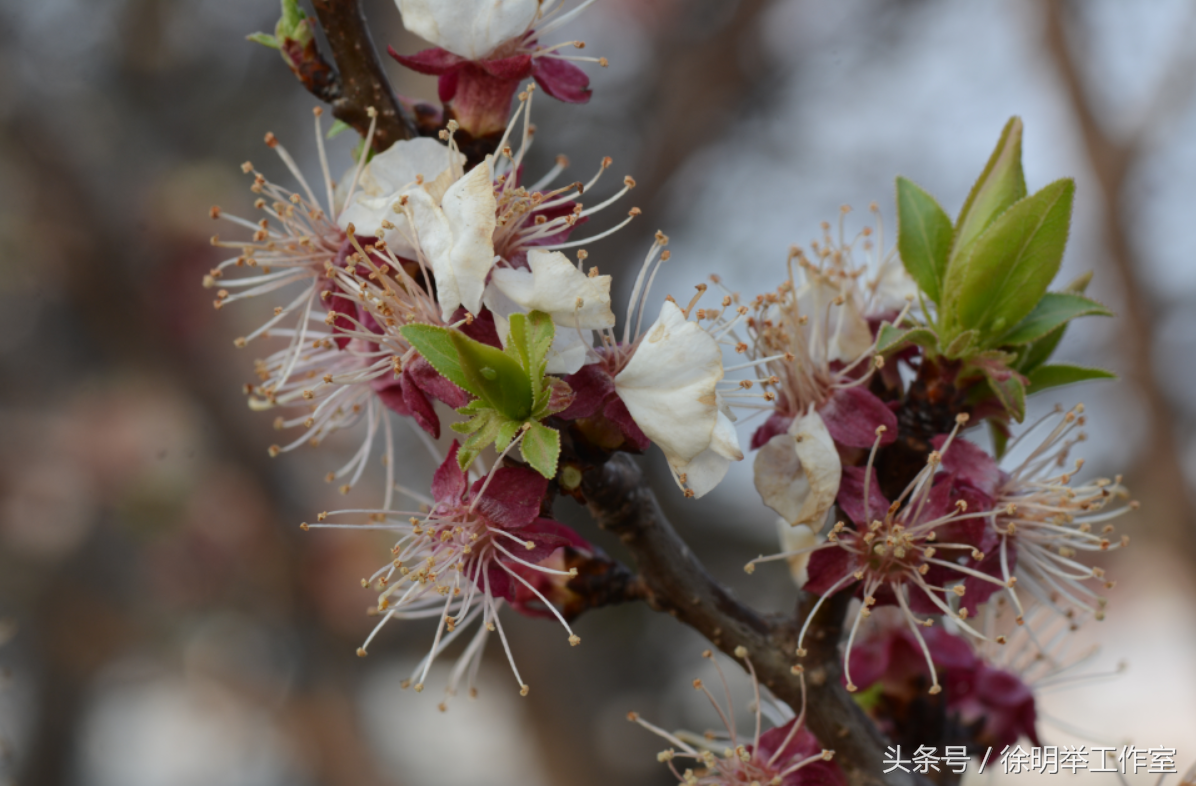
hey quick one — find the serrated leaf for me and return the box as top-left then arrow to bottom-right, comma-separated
451,331 -> 533,420
876,324 -> 938,355
506,311 -> 555,374
495,419 -> 522,451
998,292 -> 1112,346
400,324 -> 473,393
952,178 -> 1075,341
1026,363 -> 1115,393
954,117 -> 1027,260
457,398 -> 488,414
246,32 -> 280,49
943,329 -> 978,359
520,421 -> 561,479
1015,273 -> 1097,373
986,369 -> 1026,423
460,411 -> 505,469
506,310 -> 555,404
896,177 -> 954,306
457,445 -> 480,471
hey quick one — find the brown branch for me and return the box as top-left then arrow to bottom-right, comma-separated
311,0 -> 414,151
583,454 -> 930,786
1043,0 -> 1196,560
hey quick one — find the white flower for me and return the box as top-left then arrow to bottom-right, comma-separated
408,158 -> 498,321
485,248 -> 615,374
615,300 -> 741,497
869,256 -> 919,314
337,137 -> 464,258
753,406 -> 841,528
794,272 -> 873,365
395,0 -> 540,60
490,249 -> 615,329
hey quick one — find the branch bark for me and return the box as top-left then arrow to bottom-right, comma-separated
311,0 -> 414,150
584,454 -> 928,786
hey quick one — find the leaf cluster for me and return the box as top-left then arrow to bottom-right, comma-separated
886,117 -> 1114,428
401,311 -> 569,479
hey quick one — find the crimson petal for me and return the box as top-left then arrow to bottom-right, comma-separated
432,441 -> 467,502
819,387 -> 898,449
473,466 -> 546,529
836,466 -> 890,528
531,57 -> 592,104
932,433 -> 1000,497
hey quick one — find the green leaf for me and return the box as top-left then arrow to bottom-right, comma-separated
1063,270 -> 1093,294
896,177 -> 954,306
985,369 -> 1026,423
1026,363 -> 1115,393
495,419 -> 522,451
506,311 -> 555,373
520,421 -> 561,479
876,324 -> 938,355
998,292 -> 1112,346
953,116 -> 1027,261
451,331 -> 533,421
277,0 -> 308,34
851,682 -> 886,712
942,329 -> 978,360
951,178 -> 1075,342
459,411 -> 505,469
989,420 -> 1010,460
326,120 -> 351,139
400,324 -> 473,393
246,32 -> 280,49
1014,272 -> 1097,373
506,310 -> 556,405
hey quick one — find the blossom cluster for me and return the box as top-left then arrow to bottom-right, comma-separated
209,0 -> 1138,772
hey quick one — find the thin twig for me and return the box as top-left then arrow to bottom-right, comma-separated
311,0 -> 414,151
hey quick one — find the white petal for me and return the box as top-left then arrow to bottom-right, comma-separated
796,277 -> 872,364
752,408 -> 841,528
543,327 -> 593,375
870,257 -> 918,315
614,301 -> 723,463
709,409 -> 743,462
490,249 -> 615,330
776,521 -> 818,588
410,159 -> 497,321
337,138 -> 462,257
368,137 -> 462,196
667,411 -> 742,498
395,0 -> 539,60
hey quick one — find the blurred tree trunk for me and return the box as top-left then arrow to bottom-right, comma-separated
1043,0 -> 1196,562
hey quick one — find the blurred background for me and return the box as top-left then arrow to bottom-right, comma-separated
1,0 -> 1195,784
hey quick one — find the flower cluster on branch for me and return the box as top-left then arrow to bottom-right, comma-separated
206,2 -> 1137,782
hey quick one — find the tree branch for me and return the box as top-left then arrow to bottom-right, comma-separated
583,454 -> 928,786
311,0 -> 414,151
